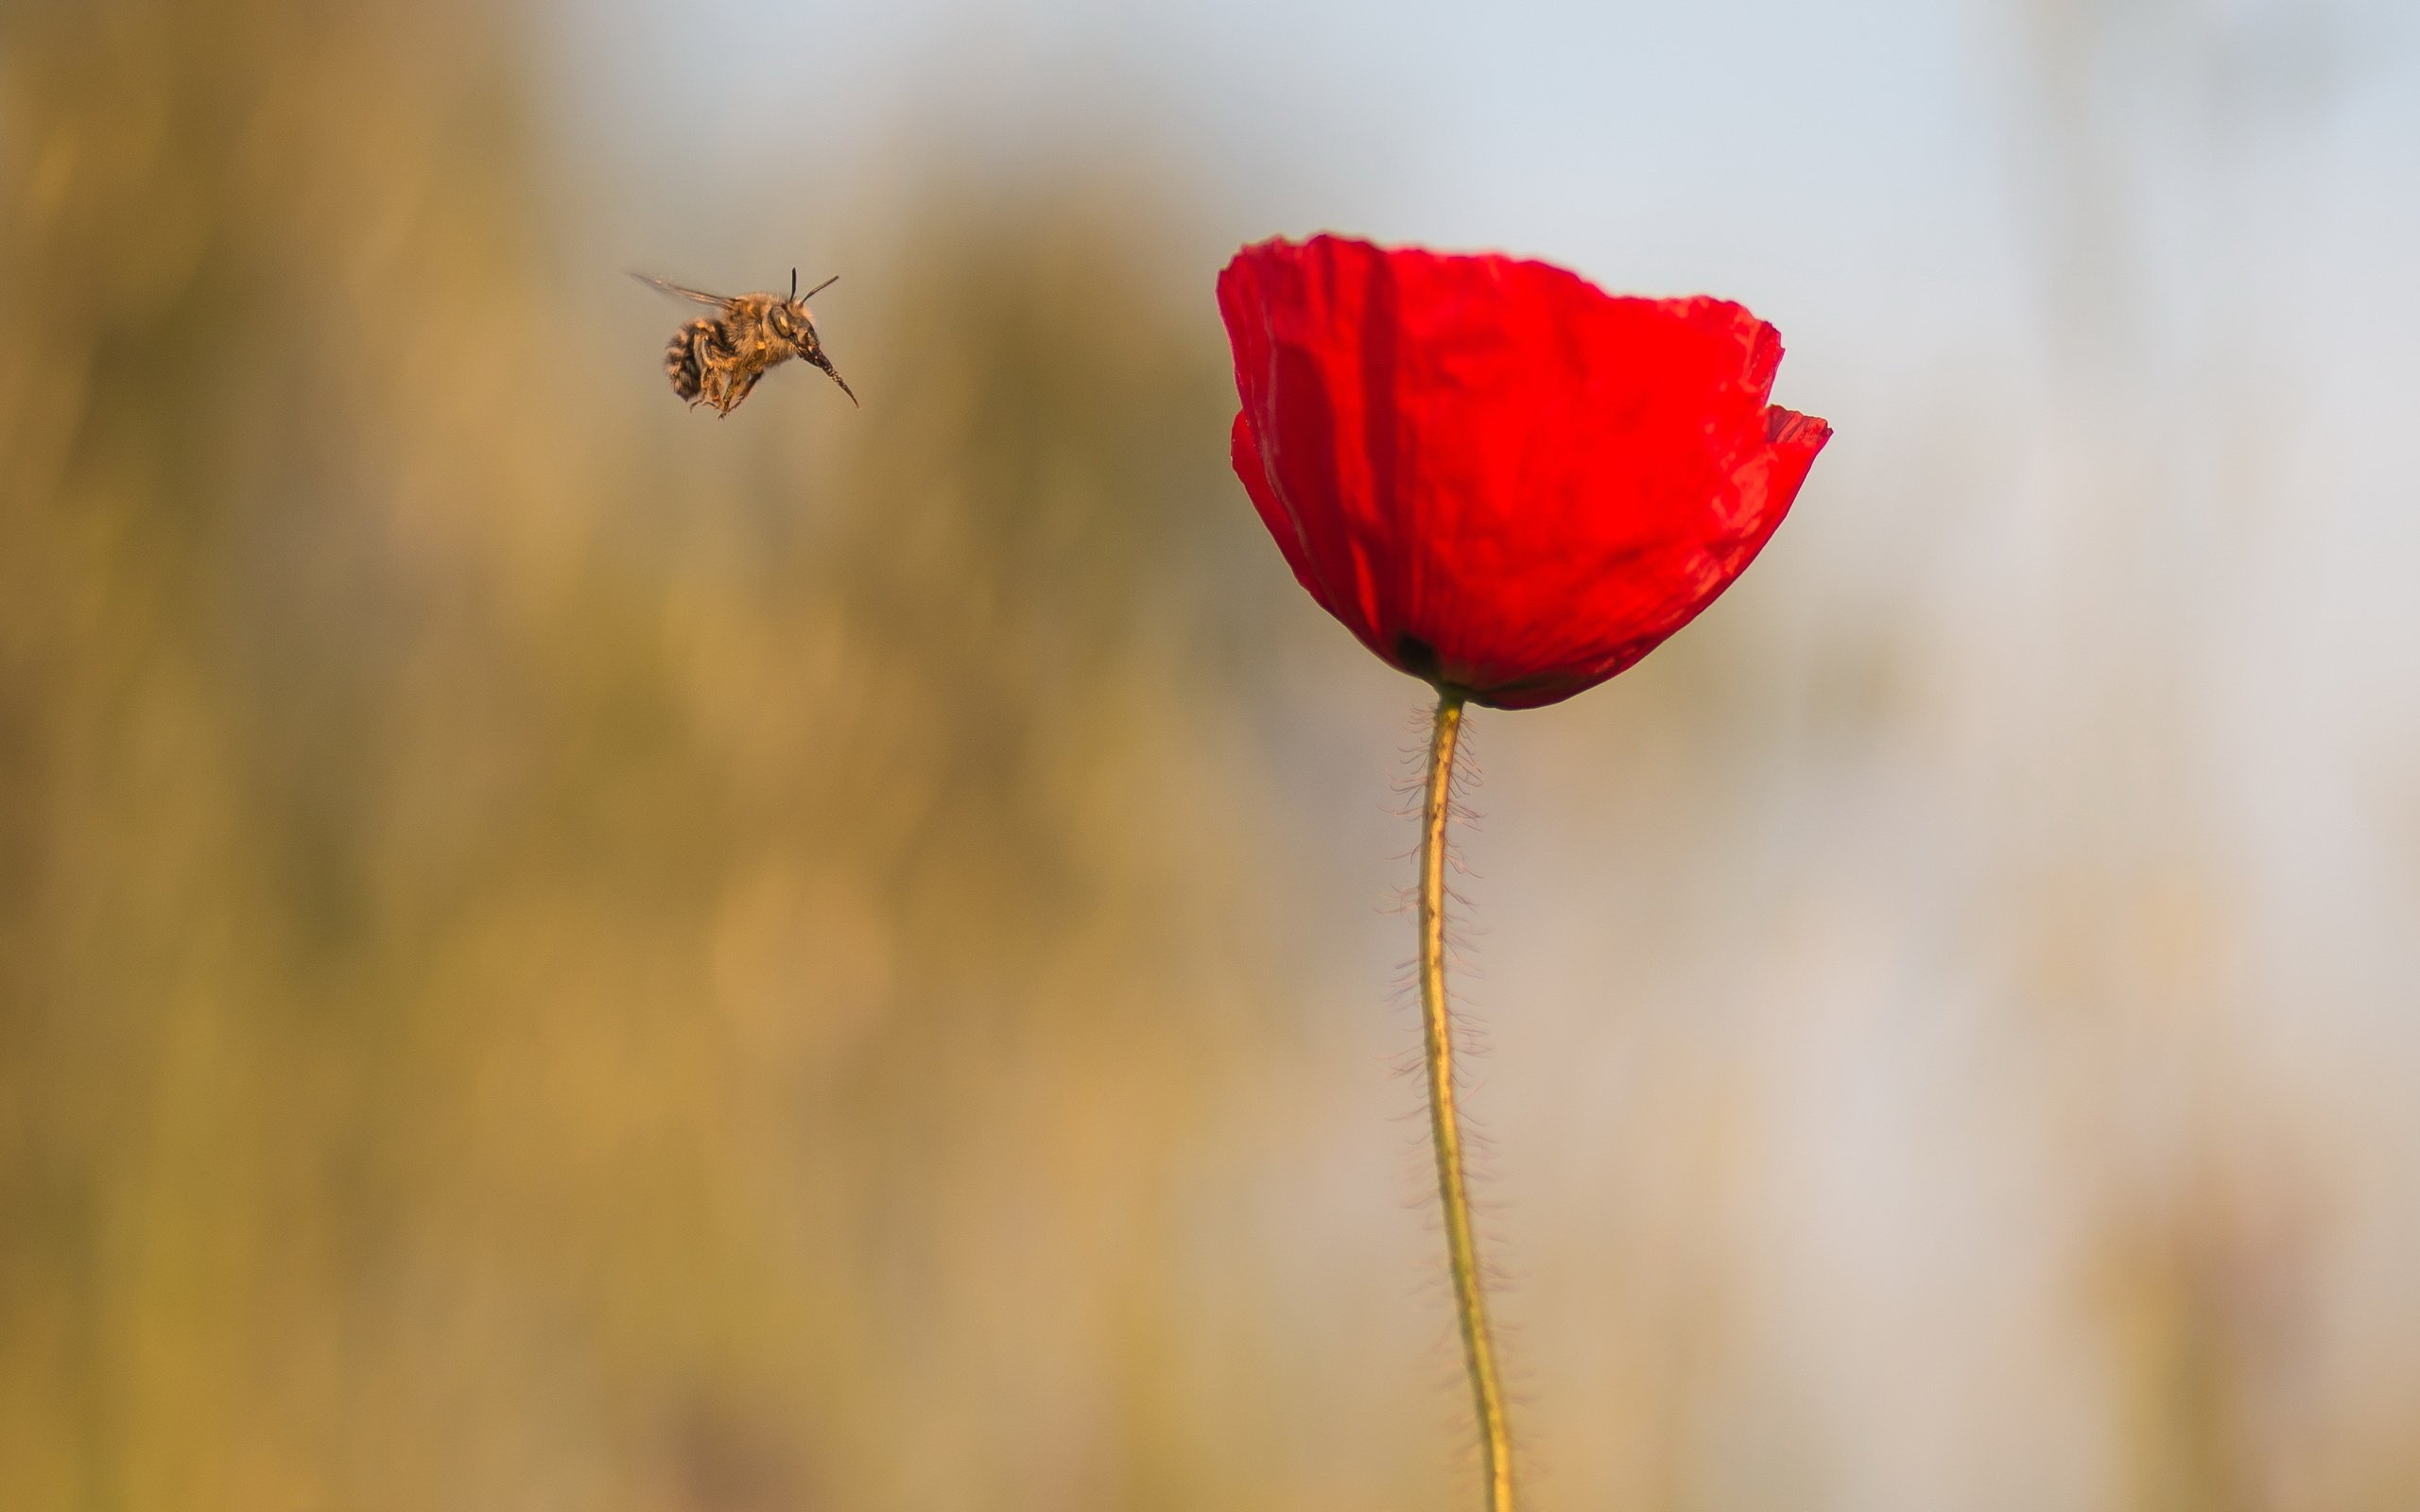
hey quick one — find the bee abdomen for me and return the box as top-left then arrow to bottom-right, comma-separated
665,318 -> 717,402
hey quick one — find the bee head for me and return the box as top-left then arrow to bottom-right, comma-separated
772,300 -> 817,348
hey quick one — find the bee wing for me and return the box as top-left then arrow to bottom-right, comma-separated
630,272 -> 735,308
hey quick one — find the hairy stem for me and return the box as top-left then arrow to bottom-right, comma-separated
1419,687 -> 1513,1512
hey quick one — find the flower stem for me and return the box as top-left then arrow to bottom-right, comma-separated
1419,687 -> 1513,1512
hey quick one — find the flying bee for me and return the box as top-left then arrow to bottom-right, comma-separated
632,268 -> 858,417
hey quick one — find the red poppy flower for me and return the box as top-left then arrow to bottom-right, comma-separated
1219,233 -> 1830,709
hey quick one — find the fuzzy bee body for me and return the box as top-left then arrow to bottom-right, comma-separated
635,272 -> 857,417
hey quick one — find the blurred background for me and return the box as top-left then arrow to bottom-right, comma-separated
3,0 -> 2416,1507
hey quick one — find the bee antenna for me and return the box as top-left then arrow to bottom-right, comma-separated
790,267 -> 799,300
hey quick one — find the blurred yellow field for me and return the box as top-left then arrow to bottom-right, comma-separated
4,1 -> 2416,1509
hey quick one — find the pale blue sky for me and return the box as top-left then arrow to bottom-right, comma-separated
556,0 -> 2417,483
563,0 -> 2018,327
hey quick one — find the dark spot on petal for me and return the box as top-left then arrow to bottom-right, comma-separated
1393,633 -> 1441,682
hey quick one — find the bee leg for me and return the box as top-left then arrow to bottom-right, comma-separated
724,370 -> 763,415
